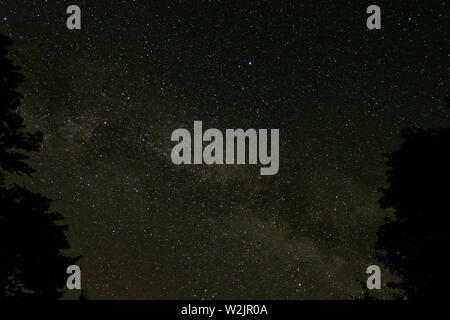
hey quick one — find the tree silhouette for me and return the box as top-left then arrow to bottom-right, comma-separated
0,34 -> 77,299
376,100 -> 450,299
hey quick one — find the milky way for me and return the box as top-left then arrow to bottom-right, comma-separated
1,1 -> 447,299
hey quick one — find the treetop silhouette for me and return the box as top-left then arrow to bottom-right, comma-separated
376,99 -> 450,299
0,34 -> 77,299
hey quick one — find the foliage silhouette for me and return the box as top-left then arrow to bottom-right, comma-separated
0,34 -> 78,299
376,99 -> 450,299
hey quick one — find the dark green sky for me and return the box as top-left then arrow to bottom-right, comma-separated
1,0 -> 447,299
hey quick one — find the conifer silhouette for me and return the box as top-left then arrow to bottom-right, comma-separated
0,34 -> 77,299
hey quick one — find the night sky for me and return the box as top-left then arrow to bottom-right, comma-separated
1,0 -> 448,299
